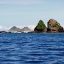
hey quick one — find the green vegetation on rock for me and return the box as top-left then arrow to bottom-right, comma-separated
34,20 -> 46,32
53,22 -> 60,28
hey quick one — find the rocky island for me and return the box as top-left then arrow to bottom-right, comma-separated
34,19 -> 64,33
34,20 -> 46,32
0,19 -> 64,33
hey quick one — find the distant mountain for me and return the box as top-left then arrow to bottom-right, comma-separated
21,27 -> 32,32
8,26 -> 32,33
8,26 -> 21,32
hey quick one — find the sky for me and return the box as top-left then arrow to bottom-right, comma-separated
0,0 -> 64,30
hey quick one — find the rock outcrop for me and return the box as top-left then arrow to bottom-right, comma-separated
47,19 -> 64,32
34,20 -> 46,32
8,19 -> 64,33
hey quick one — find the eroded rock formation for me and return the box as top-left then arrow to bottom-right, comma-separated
47,19 -> 64,32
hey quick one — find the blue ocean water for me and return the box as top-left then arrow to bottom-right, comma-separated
0,33 -> 64,64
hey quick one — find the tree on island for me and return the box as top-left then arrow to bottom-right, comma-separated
34,20 -> 46,32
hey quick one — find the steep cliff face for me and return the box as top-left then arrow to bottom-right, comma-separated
47,19 -> 64,32
34,20 -> 46,32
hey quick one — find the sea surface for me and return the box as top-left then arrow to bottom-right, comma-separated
0,33 -> 64,64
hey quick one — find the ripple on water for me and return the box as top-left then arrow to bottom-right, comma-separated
0,33 -> 64,64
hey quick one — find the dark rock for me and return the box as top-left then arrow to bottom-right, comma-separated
0,31 -> 7,33
58,26 -> 64,32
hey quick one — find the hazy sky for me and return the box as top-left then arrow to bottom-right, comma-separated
0,0 -> 64,27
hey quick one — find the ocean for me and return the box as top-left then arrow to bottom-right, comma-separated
0,33 -> 64,64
